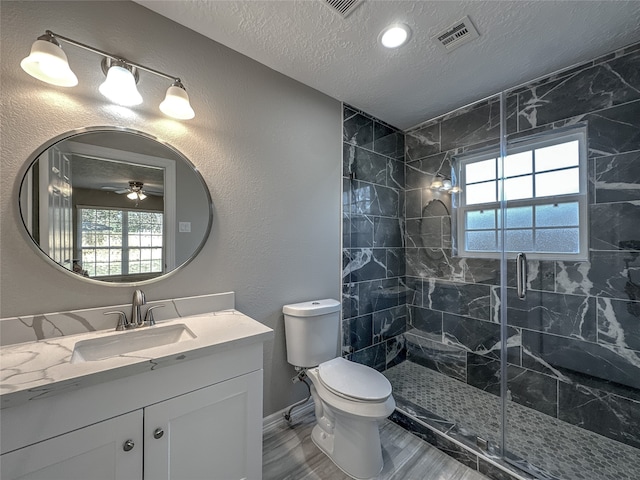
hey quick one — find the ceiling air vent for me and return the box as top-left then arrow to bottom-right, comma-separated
432,15 -> 480,52
322,0 -> 364,19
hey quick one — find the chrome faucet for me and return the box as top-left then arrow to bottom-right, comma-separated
131,289 -> 146,327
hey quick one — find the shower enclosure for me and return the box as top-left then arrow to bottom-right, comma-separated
343,41 -> 640,480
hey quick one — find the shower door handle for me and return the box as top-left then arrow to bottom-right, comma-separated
516,252 -> 527,300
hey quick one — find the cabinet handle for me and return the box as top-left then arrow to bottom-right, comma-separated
153,428 -> 164,439
123,439 -> 135,452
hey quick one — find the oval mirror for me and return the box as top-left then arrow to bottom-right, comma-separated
19,127 -> 212,284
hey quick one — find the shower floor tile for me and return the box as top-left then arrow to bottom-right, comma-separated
384,361 -> 640,480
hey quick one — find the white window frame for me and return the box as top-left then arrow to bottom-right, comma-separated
77,206 -> 164,278
454,127 -> 588,261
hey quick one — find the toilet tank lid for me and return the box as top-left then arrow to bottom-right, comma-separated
283,299 -> 341,317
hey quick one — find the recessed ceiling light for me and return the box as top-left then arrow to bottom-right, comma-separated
379,23 -> 411,49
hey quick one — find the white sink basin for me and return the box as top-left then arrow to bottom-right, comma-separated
70,324 -> 196,363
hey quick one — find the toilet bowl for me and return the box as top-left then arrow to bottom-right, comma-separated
283,300 -> 395,480
306,357 -> 395,479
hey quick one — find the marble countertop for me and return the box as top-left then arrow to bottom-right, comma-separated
0,310 -> 273,409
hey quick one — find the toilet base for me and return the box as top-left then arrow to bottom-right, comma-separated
311,416 -> 384,480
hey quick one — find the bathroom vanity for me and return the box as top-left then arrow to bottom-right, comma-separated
0,295 -> 273,480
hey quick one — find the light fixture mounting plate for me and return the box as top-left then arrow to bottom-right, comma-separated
101,57 -> 139,83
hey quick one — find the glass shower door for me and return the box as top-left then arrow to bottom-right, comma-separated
500,86 -> 640,479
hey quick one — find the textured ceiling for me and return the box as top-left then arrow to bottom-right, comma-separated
135,0 -> 640,130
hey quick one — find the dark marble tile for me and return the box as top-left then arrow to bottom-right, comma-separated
342,177 -> 352,211
518,51 -> 640,129
393,396 -> 457,434
506,288 -> 597,341
351,180 -> 399,217
479,458 -> 530,480
387,158 -> 405,189
467,353 -> 501,395
342,283 -> 358,319
407,216 -> 442,249
373,217 -> 402,247
405,189 -> 422,219
406,151 -> 453,190
343,112 -> 373,147
406,123 -> 440,161
591,202 -> 640,251
342,314 -> 373,354
556,251 -> 640,299
507,365 -> 558,417
342,213 -> 350,249
593,151 -> 640,203
358,278 -> 400,315
386,248 -> 405,278
408,306 -> 443,335
522,330 -> 640,390
406,247 -> 465,280
585,100 -> 640,157
405,332 -> 467,381
389,409 -> 438,445
343,104 -> 357,120
426,280 -> 492,321
345,248 -> 387,282
444,314 -> 507,358
349,341 -> 386,371
464,258 -> 500,286
597,297 -> 640,352
386,335 -> 406,368
342,249 -> 351,282
558,380 -> 640,448
373,305 -> 407,342
440,99 -> 501,152
343,143 -> 387,185
434,434 -> 480,470
373,121 -> 404,159
350,215 -> 374,248
403,276 -> 423,307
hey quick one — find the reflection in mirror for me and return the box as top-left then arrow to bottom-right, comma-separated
19,128 -> 212,284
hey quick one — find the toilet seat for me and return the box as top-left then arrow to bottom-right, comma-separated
317,357 -> 392,402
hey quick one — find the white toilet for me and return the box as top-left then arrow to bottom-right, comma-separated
283,299 -> 395,480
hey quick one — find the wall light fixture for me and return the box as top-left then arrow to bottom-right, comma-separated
21,30 -> 195,120
430,175 -> 461,193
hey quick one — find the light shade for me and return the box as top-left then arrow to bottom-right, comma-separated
379,24 -> 411,49
20,37 -> 78,87
99,63 -> 142,106
159,82 -> 195,120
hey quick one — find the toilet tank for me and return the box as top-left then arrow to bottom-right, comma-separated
283,299 -> 341,368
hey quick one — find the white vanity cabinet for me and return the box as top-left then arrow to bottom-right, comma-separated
1,410 -> 143,480
1,334 -> 268,480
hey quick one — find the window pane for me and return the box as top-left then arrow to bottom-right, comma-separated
504,151 -> 532,178
506,229 -> 534,252
536,228 -> 580,253
535,140 -> 579,172
152,260 -> 163,272
466,231 -> 497,251
504,176 -> 533,201
535,168 -> 579,197
109,234 -> 122,247
128,235 -> 141,247
151,248 -> 163,260
129,248 -> 141,261
536,202 -> 579,227
466,158 -> 496,183
466,210 -> 496,230
506,207 -> 533,228
466,181 -> 496,205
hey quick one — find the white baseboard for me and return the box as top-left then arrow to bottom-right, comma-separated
263,399 -> 315,433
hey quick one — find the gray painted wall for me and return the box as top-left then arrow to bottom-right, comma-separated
0,0 -> 341,416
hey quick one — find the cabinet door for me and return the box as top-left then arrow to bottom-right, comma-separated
144,370 -> 263,480
0,410 -> 142,480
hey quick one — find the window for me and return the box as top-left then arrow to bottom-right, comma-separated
455,128 -> 588,260
78,207 -> 163,277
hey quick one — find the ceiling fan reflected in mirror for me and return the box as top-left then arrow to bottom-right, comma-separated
100,181 -> 162,201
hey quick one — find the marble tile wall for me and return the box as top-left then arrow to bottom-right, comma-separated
403,43 -> 640,451
342,105 -> 407,371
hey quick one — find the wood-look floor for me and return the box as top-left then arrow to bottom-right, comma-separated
263,409 -> 489,480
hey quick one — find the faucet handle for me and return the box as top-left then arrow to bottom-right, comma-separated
104,311 -> 129,331
144,305 -> 165,326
